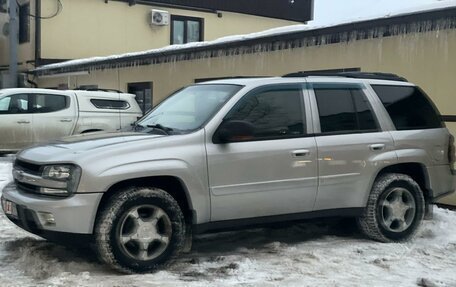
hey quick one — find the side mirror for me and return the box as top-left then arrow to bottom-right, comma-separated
215,120 -> 255,143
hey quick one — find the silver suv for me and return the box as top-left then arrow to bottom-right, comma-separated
2,73 -> 455,273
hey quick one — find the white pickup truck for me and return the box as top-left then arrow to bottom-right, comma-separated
0,88 -> 143,154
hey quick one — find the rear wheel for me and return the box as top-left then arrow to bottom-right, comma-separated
358,173 -> 425,242
95,187 -> 185,273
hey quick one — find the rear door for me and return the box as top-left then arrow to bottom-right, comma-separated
31,93 -> 77,144
0,93 -> 34,151
206,83 -> 318,221
310,82 -> 395,210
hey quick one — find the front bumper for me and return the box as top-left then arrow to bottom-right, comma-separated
1,182 -> 103,234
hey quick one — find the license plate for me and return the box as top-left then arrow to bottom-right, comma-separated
1,198 -> 18,218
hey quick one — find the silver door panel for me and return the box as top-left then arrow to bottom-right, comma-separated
313,132 -> 396,210
208,137 -> 318,221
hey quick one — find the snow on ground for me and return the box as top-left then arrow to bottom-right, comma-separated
1,159 -> 456,287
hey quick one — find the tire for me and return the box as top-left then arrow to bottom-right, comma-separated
95,187 -> 186,273
357,173 -> 425,243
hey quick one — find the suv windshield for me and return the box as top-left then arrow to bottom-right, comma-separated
136,84 -> 242,134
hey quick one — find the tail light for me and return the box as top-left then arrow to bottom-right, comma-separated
448,134 -> 455,168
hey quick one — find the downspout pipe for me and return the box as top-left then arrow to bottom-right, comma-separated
8,0 -> 18,88
35,0 -> 41,68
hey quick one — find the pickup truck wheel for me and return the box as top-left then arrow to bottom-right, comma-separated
95,187 -> 185,273
357,173 -> 425,243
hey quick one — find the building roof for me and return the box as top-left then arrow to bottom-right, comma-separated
119,0 -> 314,22
33,2 -> 456,76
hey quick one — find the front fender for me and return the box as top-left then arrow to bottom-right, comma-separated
78,159 -> 210,224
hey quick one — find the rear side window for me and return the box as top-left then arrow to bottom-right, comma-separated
372,85 -> 443,130
91,99 -> 130,110
314,87 -> 378,134
226,85 -> 305,140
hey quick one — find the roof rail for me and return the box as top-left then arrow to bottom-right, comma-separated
74,88 -> 123,93
196,76 -> 269,83
283,71 -> 408,82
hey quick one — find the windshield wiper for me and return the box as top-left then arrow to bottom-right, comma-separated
147,124 -> 174,135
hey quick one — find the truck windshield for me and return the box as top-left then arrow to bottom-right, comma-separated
136,84 -> 242,134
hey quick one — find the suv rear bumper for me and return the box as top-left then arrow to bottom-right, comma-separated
1,183 -> 103,235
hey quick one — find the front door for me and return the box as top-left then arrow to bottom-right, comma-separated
206,84 -> 318,221
0,94 -> 34,151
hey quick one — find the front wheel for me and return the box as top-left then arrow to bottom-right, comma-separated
95,187 -> 185,273
358,173 -> 425,243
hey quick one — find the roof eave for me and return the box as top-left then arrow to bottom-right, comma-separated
33,6 -> 456,76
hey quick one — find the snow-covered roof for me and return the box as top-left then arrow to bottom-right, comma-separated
33,1 -> 456,75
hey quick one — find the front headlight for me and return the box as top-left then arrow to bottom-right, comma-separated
42,165 -> 72,180
41,165 -> 82,196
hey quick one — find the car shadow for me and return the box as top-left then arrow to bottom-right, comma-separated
189,217 -> 361,255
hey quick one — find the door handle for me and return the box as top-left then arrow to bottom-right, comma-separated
370,144 -> 385,151
292,149 -> 310,157
17,120 -> 30,124
60,119 -> 73,122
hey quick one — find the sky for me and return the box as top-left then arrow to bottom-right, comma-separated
310,0 -> 448,25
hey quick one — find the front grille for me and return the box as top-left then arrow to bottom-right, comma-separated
16,181 -> 40,195
14,159 -> 42,175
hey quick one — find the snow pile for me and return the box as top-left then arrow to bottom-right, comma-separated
1,161 -> 456,286
34,1 -> 456,73
0,160 -> 12,194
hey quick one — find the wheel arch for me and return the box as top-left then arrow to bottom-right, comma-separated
94,175 -> 195,232
370,162 -> 431,207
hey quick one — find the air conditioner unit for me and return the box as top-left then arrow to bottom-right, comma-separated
151,9 -> 169,26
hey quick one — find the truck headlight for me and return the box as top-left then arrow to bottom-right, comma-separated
43,165 -> 72,180
41,165 -> 82,195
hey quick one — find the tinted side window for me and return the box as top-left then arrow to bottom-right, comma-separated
226,86 -> 305,140
315,88 -> 377,134
91,99 -> 130,110
0,94 -> 30,114
33,94 -> 68,113
372,85 -> 443,130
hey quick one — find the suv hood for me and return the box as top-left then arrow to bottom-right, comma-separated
18,132 -> 162,162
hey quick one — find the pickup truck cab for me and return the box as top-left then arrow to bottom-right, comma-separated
0,88 -> 142,154
2,73 -> 455,273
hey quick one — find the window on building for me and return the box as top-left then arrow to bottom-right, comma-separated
91,99 -> 130,110
19,2 -> 30,44
225,85 -> 305,141
315,87 -> 377,134
171,15 -> 203,44
371,85 -> 443,130
128,82 -> 153,114
32,94 -> 69,113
